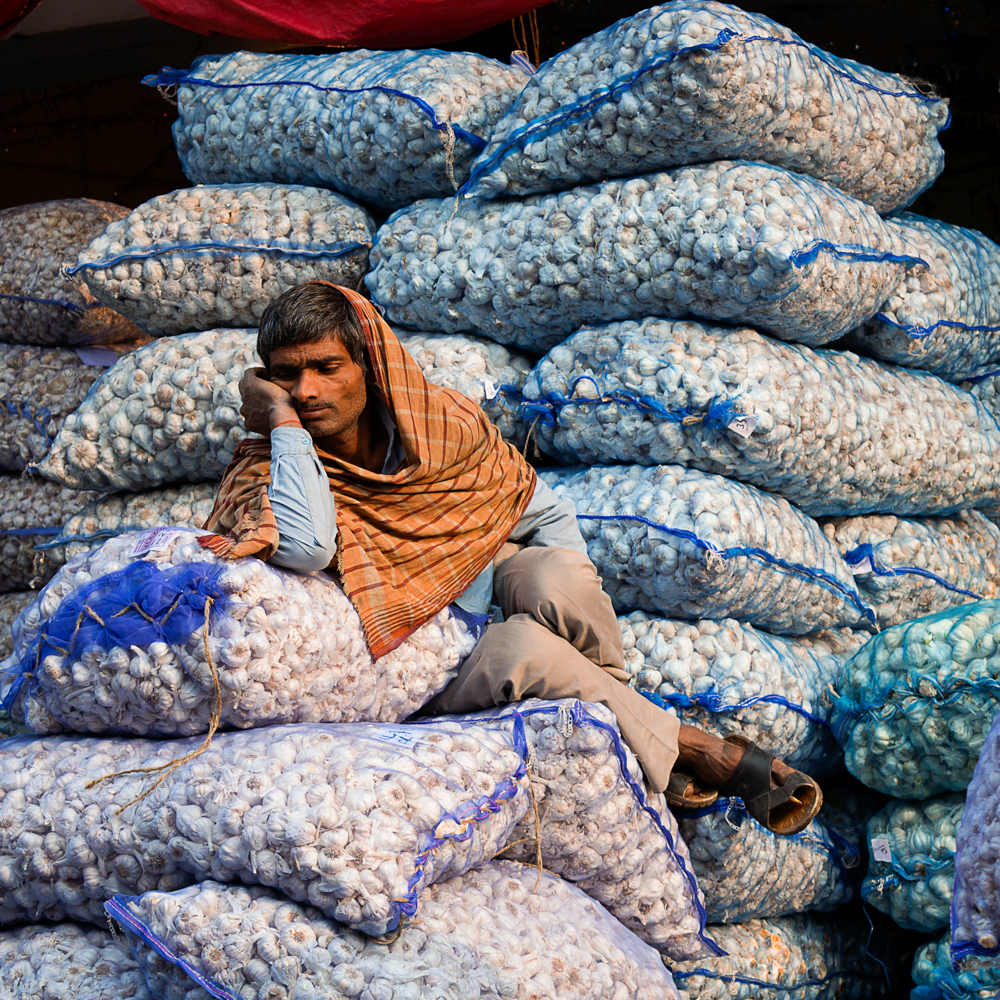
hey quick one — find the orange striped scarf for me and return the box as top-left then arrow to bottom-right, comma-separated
200,285 -> 536,658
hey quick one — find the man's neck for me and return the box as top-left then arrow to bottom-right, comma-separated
313,397 -> 390,472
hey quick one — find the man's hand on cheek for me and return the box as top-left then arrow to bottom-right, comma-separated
240,367 -> 301,435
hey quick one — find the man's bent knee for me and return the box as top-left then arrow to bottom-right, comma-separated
495,546 -> 601,619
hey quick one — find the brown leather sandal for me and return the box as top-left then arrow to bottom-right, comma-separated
718,735 -> 823,835
664,770 -> 718,811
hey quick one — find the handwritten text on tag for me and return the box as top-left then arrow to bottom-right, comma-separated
727,415 -> 758,439
871,838 -> 892,863
372,729 -> 424,749
131,527 -> 186,558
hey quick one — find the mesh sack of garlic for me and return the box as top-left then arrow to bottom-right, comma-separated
147,51 -> 529,213
831,600 -> 1000,798
366,160 -> 919,354
960,363 -> 1000,431
0,593 -> 33,738
621,612 -> 866,775
677,795 -> 860,925
913,932 -> 1000,1000
107,863 -> 682,1000
521,317 -> 1000,518
435,698 -> 719,961
667,914 -> 893,1000
0,475 -> 96,594
0,344 -> 114,472
463,1 -> 948,214
41,483 -> 220,568
395,329 -> 532,449
0,199 -> 148,348
862,793 -> 963,933
65,184 -> 374,337
2,527 -> 482,736
951,709 -> 1000,971
0,719 -> 528,934
849,214 -> 1000,382
540,465 -> 875,636
0,921 -> 154,1000
822,512 -> 1000,628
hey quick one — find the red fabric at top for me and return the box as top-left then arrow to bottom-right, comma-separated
1,0 -> 43,36
130,0 -> 551,48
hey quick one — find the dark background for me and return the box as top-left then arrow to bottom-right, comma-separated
1,0 -> 997,233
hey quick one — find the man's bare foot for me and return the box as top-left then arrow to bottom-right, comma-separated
675,724 -> 795,792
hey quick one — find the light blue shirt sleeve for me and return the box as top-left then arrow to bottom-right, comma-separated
267,426 -> 338,573
507,477 -> 588,554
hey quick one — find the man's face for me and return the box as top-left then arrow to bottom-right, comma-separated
266,332 -> 368,441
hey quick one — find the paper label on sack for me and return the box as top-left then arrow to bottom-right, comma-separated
75,347 -> 120,367
727,415 -> 758,439
482,377 -> 499,400
871,838 -> 892,862
372,729 -> 425,749
131,527 -> 186,558
851,557 -> 875,575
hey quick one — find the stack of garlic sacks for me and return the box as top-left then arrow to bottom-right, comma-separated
1,4 -> 999,1000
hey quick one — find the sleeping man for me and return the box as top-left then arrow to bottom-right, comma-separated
201,281 -> 822,835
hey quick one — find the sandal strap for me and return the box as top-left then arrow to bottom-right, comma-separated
718,740 -> 776,820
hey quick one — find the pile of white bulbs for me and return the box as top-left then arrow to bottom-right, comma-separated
851,213 -> 1000,381
113,864 -> 681,1000
166,50 -> 529,211
520,317 -> 1000,516
464,1 -> 947,213
367,160 -> 912,353
862,793 -> 963,932
620,612 -> 865,773
0,720 -> 528,935
912,932 -> 1000,998
0,344 -> 111,472
0,199 -> 144,347
541,464 -> 873,635
822,512 -> 1000,627
69,184 -> 374,336
0,922 -> 153,1000
7,529 -> 477,736
832,599 -> 1000,797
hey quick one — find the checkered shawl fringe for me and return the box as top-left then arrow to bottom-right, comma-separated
200,285 -> 536,658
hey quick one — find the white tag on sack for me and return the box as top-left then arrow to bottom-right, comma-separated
482,377 -> 499,400
131,527 -> 186,558
372,729 -> 424,749
871,838 -> 892,862
75,347 -> 120,367
727,415 -> 758,439
851,557 -> 875,575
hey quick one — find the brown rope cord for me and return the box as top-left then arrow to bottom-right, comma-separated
492,757 -> 547,892
84,596 -> 224,816
511,9 -> 541,67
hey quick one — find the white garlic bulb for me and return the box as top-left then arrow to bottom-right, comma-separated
822,512 -> 1000,628
913,932 -> 1000,998
832,600 -> 1000,797
465,1 -> 947,214
113,864 -> 681,1000
454,698 -> 717,961
7,528 -> 478,736
69,184 -> 375,336
0,199 -> 145,347
0,720 -> 527,935
0,475 -> 97,592
621,613 -> 866,773
522,317 -> 1000,517
862,793 -> 963,932
0,922 -> 153,1000
163,50 -> 529,211
851,214 -> 1000,381
0,344 -> 114,472
367,160 -> 912,353
541,464 -> 874,635
952,710 -> 1000,969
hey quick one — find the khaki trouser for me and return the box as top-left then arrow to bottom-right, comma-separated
424,546 -> 680,791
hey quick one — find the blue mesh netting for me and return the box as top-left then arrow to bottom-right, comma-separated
951,709 -> 1000,972
862,794 -> 963,933
515,318 -> 1000,518
850,214 -> 1000,383
913,932 -> 1000,1000
145,50 -> 528,211
831,601 -> 1000,799
461,0 -> 948,213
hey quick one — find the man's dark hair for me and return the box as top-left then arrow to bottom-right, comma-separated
257,283 -> 367,374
